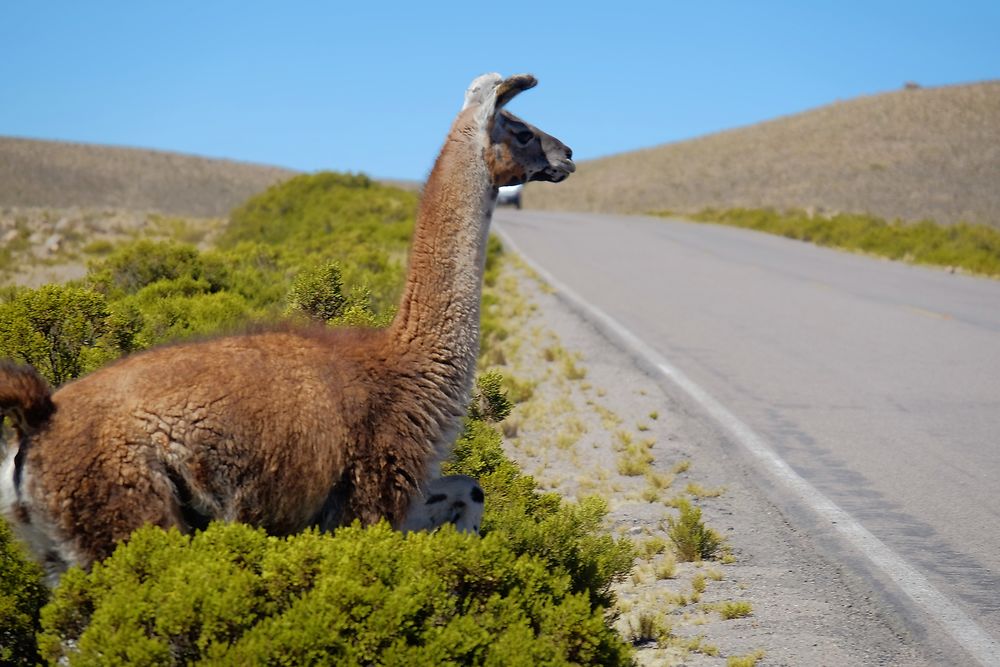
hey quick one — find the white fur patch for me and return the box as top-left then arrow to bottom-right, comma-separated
0,443 -> 17,517
462,72 -> 501,109
0,446 -> 79,583
401,475 -> 484,535
462,73 -> 502,127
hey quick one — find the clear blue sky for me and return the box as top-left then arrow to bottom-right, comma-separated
3,1 -> 998,180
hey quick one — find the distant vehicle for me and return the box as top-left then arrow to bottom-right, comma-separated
497,184 -> 523,209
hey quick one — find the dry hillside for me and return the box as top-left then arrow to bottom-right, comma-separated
0,136 -> 297,218
526,81 -> 1000,227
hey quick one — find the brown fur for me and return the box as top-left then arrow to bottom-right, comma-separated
0,361 -> 54,432
0,73 -> 574,571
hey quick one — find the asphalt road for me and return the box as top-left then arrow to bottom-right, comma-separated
494,209 -> 1000,664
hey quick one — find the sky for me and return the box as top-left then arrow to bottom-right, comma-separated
2,1 -> 999,181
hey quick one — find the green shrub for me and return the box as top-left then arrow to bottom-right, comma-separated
118,286 -> 256,348
447,414 -> 635,610
468,370 -> 513,423
327,287 -> 397,329
0,284 -> 130,385
221,172 -> 415,318
202,241 -> 287,311
666,498 -> 722,562
79,240 -> 265,350
222,172 -> 416,251
87,239 -> 228,297
681,208 -> 1000,277
0,519 -> 48,665
38,522 -> 632,666
478,291 -> 509,367
483,234 -> 504,288
477,236 -> 512,369
287,261 -> 348,322
81,238 -> 115,256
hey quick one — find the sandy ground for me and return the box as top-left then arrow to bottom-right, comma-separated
485,254 -> 932,666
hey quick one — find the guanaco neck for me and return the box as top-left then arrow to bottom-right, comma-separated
389,108 -> 496,384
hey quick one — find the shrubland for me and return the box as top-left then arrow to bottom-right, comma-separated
0,520 -> 47,665
669,207 -> 1000,277
0,172 -> 635,665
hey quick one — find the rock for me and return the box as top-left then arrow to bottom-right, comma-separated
44,233 -> 63,254
1,229 -> 19,245
54,217 -> 73,232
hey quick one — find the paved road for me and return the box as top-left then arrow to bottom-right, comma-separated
495,209 -> 1000,663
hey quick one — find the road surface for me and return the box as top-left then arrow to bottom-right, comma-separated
495,209 -> 1000,665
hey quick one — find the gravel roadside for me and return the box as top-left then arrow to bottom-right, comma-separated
486,251 -> 931,666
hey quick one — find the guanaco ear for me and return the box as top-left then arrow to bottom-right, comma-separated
463,73 -> 503,115
495,74 -> 537,109
462,73 -> 537,126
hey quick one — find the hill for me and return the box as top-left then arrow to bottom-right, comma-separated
0,136 -> 298,218
525,81 -> 1000,227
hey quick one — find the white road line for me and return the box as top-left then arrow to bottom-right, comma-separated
494,224 -> 1000,666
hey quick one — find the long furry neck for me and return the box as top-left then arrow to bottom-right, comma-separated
390,109 -> 496,380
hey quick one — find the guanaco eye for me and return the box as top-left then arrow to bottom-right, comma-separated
515,130 -> 534,145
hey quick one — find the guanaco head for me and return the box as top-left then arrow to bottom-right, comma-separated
463,73 -> 575,188
401,474 -> 485,535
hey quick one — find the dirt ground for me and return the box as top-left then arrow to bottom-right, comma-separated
486,254 -> 932,666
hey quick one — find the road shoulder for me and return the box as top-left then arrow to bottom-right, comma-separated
487,249 -> 929,666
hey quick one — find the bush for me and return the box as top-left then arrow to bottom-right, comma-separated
0,284 -> 129,385
447,415 -> 635,610
38,522 -> 632,666
118,286 -> 256,348
221,172 -> 416,319
81,240 -> 266,350
287,261 -> 348,322
222,172 -> 416,249
468,370 -> 513,423
483,234 -> 504,288
683,207 -> 1000,277
202,242 -> 286,309
87,239 -> 228,297
0,519 -> 48,665
666,498 -> 722,562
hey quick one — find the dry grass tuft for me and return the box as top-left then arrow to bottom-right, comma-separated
728,649 -> 766,667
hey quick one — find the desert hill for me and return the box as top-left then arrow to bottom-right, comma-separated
525,81 -> 1000,227
0,136 -> 298,218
